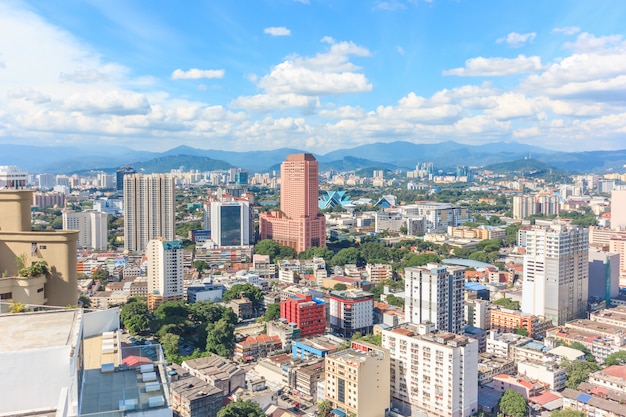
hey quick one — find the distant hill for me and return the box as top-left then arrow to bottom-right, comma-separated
2,139 -> 626,174
483,159 -> 570,179
134,155 -> 232,173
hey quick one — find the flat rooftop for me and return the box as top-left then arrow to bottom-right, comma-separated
0,309 -> 81,352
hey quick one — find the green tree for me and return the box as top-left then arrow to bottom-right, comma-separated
386,294 -> 404,308
91,268 -> 109,287
222,283 -> 263,307
299,246 -> 334,262
515,326 -> 529,337
120,300 -> 151,335
333,283 -> 348,291
206,318 -> 235,357
153,301 -> 189,320
217,399 -> 264,417
254,239 -> 280,261
331,247 -> 365,267
262,303 -> 281,322
499,389 -> 527,417
79,294 -> 92,309
360,242 -> 391,263
603,351 -> 626,366
160,333 -> 181,363
551,409 -> 586,417
505,223 -> 521,246
276,245 -> 298,260
317,400 -> 333,417
194,260 -> 209,274
563,360 -> 600,389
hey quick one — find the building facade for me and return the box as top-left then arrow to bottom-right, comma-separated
329,290 -> 374,338
382,323 -> 479,417
259,154 -> 326,253
405,263 -> 465,334
520,221 -> 589,325
123,173 -> 175,252
62,210 -> 108,251
325,341 -> 390,417
209,201 -> 252,247
280,293 -> 325,338
146,239 -> 184,310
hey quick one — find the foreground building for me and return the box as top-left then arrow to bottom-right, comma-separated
0,190 -> 78,306
259,154 -> 326,252
325,341 -> 390,417
146,239 -> 184,310
382,322 -> 479,417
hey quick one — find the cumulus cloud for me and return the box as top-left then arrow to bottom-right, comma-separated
63,90 -> 151,116
563,32 -> 625,53
443,55 -> 543,76
171,68 -> 225,80
552,26 -> 581,35
375,1 -> 408,11
255,38 -> 372,96
496,32 -> 537,48
264,26 -> 291,36
230,93 -> 319,113
396,46 -> 405,55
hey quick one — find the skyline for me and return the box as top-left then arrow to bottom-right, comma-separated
1,0 -> 626,153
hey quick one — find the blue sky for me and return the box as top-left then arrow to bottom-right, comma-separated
1,0 -> 626,153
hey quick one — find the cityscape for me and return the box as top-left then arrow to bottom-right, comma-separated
2,1 -> 626,417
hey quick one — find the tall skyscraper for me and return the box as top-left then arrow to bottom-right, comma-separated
259,154 -> 326,253
116,166 -> 136,191
210,201 -> 252,247
146,239 -> 184,310
123,173 -> 175,253
520,221 -> 589,325
62,210 -> 108,250
404,263 -> 465,334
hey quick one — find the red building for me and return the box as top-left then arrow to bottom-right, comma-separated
280,293 -> 325,338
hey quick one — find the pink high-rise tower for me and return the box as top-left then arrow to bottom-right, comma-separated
260,154 -> 326,253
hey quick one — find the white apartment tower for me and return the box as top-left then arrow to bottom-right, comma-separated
210,201 -> 252,247
146,239 -> 184,309
382,323 -> 478,417
123,173 -> 175,252
520,221 -> 589,325
405,263 -> 465,334
62,210 -> 108,250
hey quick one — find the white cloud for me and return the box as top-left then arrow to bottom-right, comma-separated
255,38 -> 372,96
230,93 -> 319,113
443,55 -> 543,76
264,26 -> 291,36
374,1 -> 407,11
552,26 -> 581,35
563,32 -> 625,53
396,46 -> 405,55
63,90 -> 151,116
496,32 -> 537,48
171,68 -> 225,80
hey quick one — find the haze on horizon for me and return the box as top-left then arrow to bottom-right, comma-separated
1,0 -> 625,154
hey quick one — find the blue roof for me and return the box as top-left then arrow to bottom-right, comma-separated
576,393 -> 592,403
331,410 -> 347,417
465,282 -> 488,291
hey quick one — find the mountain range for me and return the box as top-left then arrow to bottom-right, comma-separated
1,141 -> 624,174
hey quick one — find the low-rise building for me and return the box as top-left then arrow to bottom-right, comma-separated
478,353 -> 516,386
170,376 -> 223,417
229,297 -> 254,320
589,365 -> 626,393
517,361 -> 567,391
234,334 -> 283,361
329,289 -> 374,338
182,356 -> 246,395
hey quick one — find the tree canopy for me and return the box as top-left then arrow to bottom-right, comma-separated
493,297 -> 520,310
261,303 -> 280,322
603,350 -> 626,366
217,399 -> 264,417
551,409 -> 586,417
222,283 -> 263,307
120,298 -> 151,335
562,360 -> 600,389
499,389 -> 527,417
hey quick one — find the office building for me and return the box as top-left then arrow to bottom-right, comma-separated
325,341 -> 390,417
382,323 -> 478,417
588,249 -> 619,302
329,289 -> 374,338
62,210 -> 108,251
405,263 -> 465,334
146,239 -> 184,310
116,166 -> 136,191
259,154 -> 326,253
520,221 -> 589,325
280,293 -> 325,338
210,201 -> 252,247
0,190 -> 78,306
400,202 -> 471,233
123,173 -> 175,252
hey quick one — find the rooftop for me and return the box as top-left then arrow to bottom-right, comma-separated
0,309 -> 81,352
